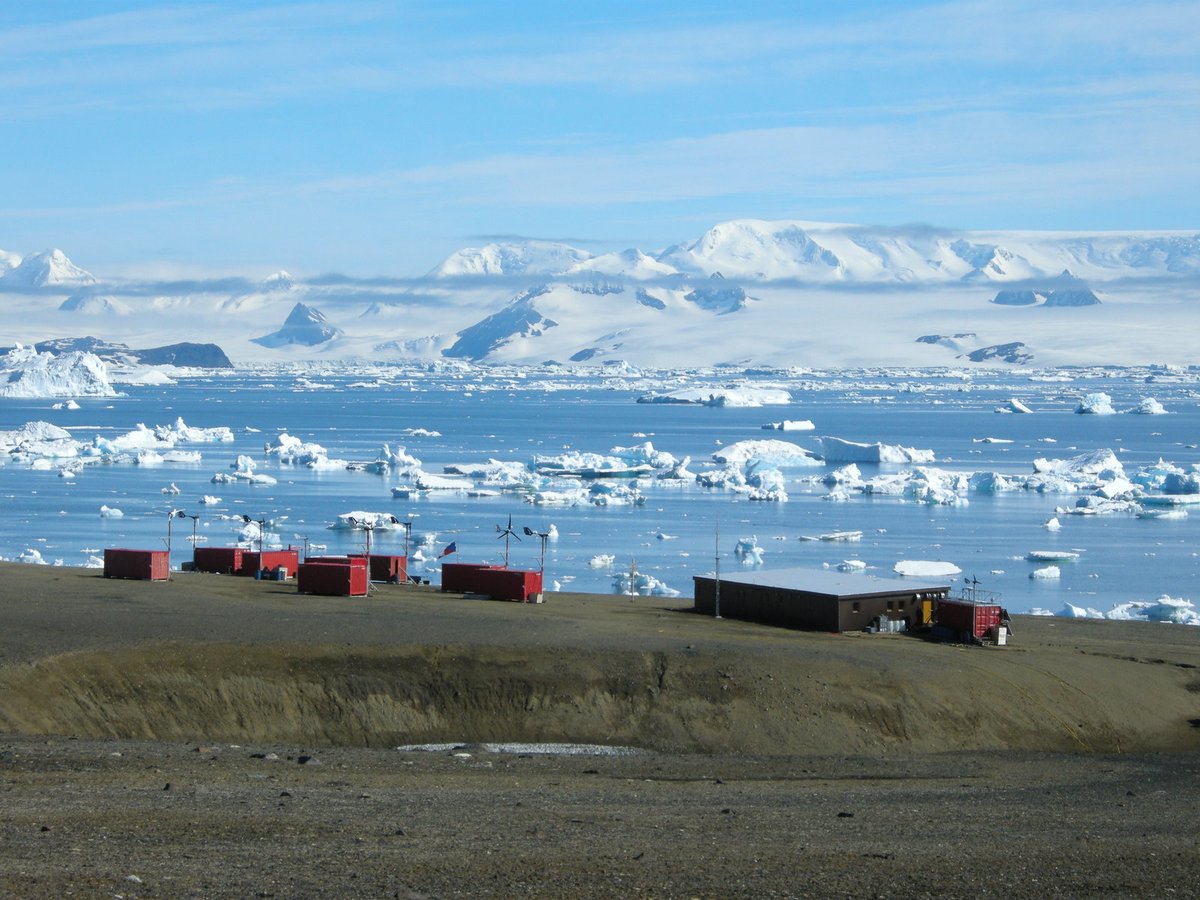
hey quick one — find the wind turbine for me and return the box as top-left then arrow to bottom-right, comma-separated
523,525 -> 550,574
496,514 -> 521,567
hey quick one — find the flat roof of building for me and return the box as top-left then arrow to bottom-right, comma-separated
694,567 -> 950,599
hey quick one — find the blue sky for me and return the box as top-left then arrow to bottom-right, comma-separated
0,1 -> 1196,276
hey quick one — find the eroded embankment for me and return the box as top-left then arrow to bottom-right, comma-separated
2,641 -> 1198,754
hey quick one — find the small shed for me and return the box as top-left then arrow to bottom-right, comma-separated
693,568 -> 950,632
104,548 -> 170,581
441,562 -> 543,603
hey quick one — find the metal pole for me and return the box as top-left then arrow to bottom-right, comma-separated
714,523 -> 721,619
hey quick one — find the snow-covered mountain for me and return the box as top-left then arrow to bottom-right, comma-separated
1,219 -> 1198,368
653,220 -> 1200,284
429,240 -> 592,277
251,303 -> 344,348
58,293 -> 133,316
1,249 -> 95,287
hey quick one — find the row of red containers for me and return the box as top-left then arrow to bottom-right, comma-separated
192,547 -> 300,577
441,562 -> 543,603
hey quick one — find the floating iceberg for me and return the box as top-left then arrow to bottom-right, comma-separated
1030,566 -> 1062,580
996,398 -> 1033,414
1136,508 -> 1188,520
734,536 -> 765,565
1128,397 -> 1167,415
1075,392 -> 1116,415
156,417 -> 235,443
0,344 -> 116,398
712,439 -> 821,468
366,443 -> 423,475
893,560 -> 960,578
266,433 -> 342,468
1026,550 -> 1081,562
611,569 -> 680,597
329,511 -> 405,531
1107,595 -> 1200,626
762,419 -> 815,431
820,437 -> 935,464
636,386 -> 790,407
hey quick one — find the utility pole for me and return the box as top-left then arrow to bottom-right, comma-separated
714,522 -> 722,619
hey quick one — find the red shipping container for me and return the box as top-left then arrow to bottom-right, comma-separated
441,562 -> 500,594
304,555 -> 368,568
242,549 -> 300,578
192,546 -> 244,574
936,599 -> 1002,638
483,568 -> 543,602
297,561 -> 368,596
359,554 -> 407,583
104,548 -> 170,581
441,562 -> 543,602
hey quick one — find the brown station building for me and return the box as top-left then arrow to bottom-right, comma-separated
693,568 -> 951,632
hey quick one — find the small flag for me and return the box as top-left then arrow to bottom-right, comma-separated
440,542 -> 457,558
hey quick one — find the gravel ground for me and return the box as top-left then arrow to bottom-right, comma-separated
1,562 -> 1199,897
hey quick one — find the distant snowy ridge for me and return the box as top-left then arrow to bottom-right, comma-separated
3,217 -> 1200,368
428,221 -> 1200,286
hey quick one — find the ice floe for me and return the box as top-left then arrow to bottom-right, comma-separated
893,560 -> 961,577
637,386 -> 790,407
762,419 -> 815,431
1026,550 -> 1081,562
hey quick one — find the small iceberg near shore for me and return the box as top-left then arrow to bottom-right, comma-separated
893,560 -> 961,578
1026,550 -> 1082,562
1030,565 -> 1062,580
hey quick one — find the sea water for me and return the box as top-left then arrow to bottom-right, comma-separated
2,364 -> 1198,616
